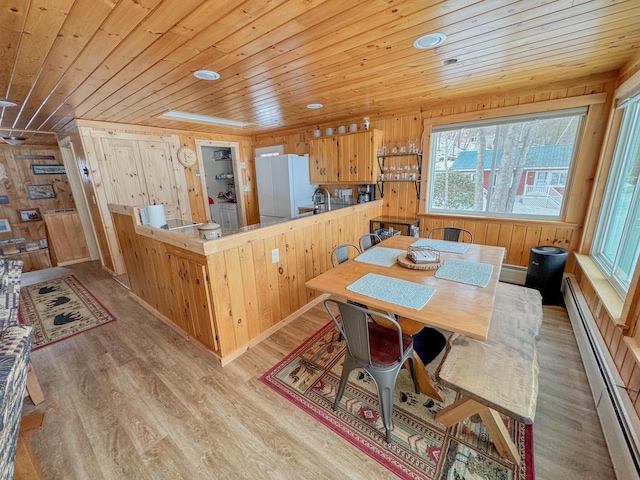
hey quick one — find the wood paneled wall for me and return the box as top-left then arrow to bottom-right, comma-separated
112,203 -> 381,361
67,120 -> 258,225
0,145 -> 77,269
64,120 -> 259,272
206,205 -> 381,356
253,76 -> 615,268
574,265 -> 640,418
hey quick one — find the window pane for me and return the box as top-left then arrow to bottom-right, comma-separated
593,98 -> 640,293
429,112 -> 583,218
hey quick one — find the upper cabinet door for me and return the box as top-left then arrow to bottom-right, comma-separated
309,130 -> 381,184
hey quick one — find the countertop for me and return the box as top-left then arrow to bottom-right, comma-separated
108,200 -> 383,256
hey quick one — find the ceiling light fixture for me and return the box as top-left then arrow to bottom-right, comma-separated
193,70 -> 221,81
307,103 -> 323,109
413,33 -> 447,49
162,111 -> 251,127
0,100 -> 18,108
1,136 -> 26,146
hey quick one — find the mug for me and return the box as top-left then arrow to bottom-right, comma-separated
349,123 -> 358,132
313,129 -> 321,137
338,125 -> 346,134
325,127 -> 334,135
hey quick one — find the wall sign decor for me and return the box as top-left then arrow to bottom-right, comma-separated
0,195 -> 9,205
26,184 -> 56,199
0,219 -> 11,233
31,164 -> 66,175
18,208 -> 42,222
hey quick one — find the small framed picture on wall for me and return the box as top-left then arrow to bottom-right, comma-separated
0,219 -> 11,233
18,208 -> 42,222
25,184 -> 56,200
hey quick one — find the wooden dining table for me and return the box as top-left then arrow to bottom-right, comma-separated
305,235 -> 505,401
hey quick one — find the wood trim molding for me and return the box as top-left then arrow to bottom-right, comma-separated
422,94 -> 607,127
74,119 -> 252,141
574,254 -> 624,327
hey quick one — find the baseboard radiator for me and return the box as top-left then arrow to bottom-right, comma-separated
499,264 -> 528,285
563,275 -> 640,480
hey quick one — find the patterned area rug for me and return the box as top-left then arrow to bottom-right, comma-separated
260,322 -> 534,480
18,275 -> 115,350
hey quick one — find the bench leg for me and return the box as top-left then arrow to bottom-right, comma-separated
436,397 -> 521,466
478,407 -> 521,466
26,362 -> 45,405
435,397 -> 483,425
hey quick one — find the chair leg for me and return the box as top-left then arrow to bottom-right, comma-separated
371,368 -> 403,443
333,354 -> 357,410
378,383 -> 395,443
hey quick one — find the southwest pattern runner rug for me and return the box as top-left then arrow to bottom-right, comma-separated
260,321 -> 534,480
18,276 -> 115,350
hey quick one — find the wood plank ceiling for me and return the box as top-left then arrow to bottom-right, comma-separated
1,0 -> 639,145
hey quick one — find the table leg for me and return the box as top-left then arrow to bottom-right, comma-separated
405,353 -> 444,402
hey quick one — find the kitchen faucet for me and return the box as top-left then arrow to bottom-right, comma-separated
312,186 -> 331,211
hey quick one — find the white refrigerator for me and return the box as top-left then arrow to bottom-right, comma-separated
255,154 -> 317,220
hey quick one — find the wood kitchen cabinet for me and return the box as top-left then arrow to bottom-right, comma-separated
309,136 -> 338,183
167,247 -> 219,353
309,129 -> 382,184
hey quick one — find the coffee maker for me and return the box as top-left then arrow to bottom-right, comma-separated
357,184 -> 373,203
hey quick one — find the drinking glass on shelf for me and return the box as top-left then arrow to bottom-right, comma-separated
382,165 -> 389,180
403,165 -> 411,180
390,141 -> 398,155
410,164 -> 419,180
399,140 -> 407,154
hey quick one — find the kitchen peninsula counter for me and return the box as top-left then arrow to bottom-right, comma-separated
108,201 -> 382,365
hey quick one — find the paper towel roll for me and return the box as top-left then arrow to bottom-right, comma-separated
146,204 -> 166,228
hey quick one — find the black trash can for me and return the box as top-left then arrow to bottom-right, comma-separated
525,246 -> 568,305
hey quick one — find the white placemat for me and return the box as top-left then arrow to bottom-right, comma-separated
435,258 -> 493,287
355,247 -> 406,267
346,273 -> 435,310
411,238 -> 470,254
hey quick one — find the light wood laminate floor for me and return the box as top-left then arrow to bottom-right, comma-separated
20,261 -> 615,479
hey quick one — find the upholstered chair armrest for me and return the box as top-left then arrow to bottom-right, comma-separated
0,324 -> 34,480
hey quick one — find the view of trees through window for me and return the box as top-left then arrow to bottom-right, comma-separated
429,111 -> 585,218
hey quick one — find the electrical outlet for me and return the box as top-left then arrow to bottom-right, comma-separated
240,161 -> 246,168
242,185 -> 250,192
271,248 -> 279,263
195,169 -> 200,176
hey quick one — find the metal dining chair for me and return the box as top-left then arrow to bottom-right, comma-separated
324,299 -> 420,443
330,243 -> 362,267
427,227 -> 474,243
359,233 -> 382,251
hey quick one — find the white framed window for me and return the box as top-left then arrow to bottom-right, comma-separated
427,108 -> 586,219
592,93 -> 640,296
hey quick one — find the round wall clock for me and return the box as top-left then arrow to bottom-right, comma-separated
177,146 -> 197,167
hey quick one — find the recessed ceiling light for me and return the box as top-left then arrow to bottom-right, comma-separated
162,111 -> 251,127
0,100 -> 17,108
193,70 -> 221,81
307,103 -> 323,109
443,58 -> 458,65
413,33 -> 447,49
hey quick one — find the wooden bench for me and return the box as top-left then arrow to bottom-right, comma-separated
435,282 -> 543,465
